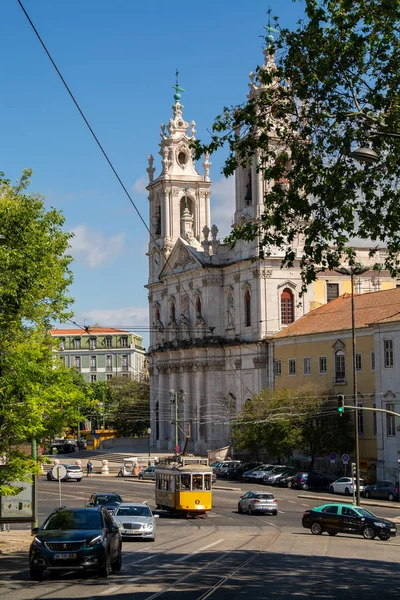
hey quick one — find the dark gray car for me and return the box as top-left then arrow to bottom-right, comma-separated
363,480 -> 399,501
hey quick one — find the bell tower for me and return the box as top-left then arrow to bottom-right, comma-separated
147,74 -> 212,282
234,26 -> 288,226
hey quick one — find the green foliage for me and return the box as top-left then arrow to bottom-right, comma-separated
0,170 -> 87,494
232,384 -> 354,465
100,377 -> 150,437
194,1 -> 400,291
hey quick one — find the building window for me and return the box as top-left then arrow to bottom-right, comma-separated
121,336 -> 128,348
106,374 -> 112,380
373,403 -> 377,437
196,296 -> 202,316
304,357 -> 311,375
90,374 -> 97,383
335,350 -> 345,383
358,403 -> 364,436
170,301 -> 176,321
281,288 -> 294,325
106,355 -> 112,371
74,356 -> 81,371
371,352 -> 375,371
288,359 -> 296,375
244,289 -> 251,327
90,356 -> 97,371
59,356 -> 66,366
122,355 -> 129,371
73,338 -> 81,349
274,361 -> 282,376
356,353 -> 362,371
327,283 -> 339,302
90,337 -> 97,350
386,403 -> 396,436
59,338 -> 65,351
122,373 -> 129,379
319,356 -> 327,374
384,340 -> 394,368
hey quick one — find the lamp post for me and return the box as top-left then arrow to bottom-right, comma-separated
147,427 -> 151,465
351,131 -> 400,164
334,264 -> 370,506
169,389 -> 185,452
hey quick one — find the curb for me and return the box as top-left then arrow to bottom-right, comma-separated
298,493 -> 400,510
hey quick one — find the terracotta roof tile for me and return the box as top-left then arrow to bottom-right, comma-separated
274,287 -> 400,339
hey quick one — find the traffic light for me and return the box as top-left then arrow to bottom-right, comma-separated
352,462 -> 357,478
337,394 -> 345,416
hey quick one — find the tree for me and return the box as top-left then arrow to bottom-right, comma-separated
0,170 -> 87,494
194,0 -> 400,290
103,377 -> 150,437
232,384 -> 354,467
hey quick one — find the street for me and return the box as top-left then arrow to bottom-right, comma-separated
1,476 -> 400,599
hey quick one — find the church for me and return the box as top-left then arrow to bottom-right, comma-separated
145,47 -> 393,454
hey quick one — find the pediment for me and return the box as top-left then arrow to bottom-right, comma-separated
159,239 -> 202,278
332,339 -> 345,351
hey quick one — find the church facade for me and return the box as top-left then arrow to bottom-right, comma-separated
146,51 -> 394,454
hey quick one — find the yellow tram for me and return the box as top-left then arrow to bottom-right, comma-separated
155,458 -> 213,516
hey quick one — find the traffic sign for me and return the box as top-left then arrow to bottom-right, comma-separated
341,453 -> 350,464
329,452 -> 337,461
51,464 -> 67,480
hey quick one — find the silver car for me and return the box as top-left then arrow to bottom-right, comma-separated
238,491 -> 279,515
113,503 -> 158,540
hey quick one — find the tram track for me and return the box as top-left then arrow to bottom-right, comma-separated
139,518 -> 282,600
0,519 -> 219,600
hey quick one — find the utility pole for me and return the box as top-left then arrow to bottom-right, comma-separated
169,389 -> 185,451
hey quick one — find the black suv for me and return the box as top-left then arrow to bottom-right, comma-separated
86,493 -> 123,514
29,506 -> 122,581
292,471 -> 332,491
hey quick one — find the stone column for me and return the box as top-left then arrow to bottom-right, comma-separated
163,191 -> 170,238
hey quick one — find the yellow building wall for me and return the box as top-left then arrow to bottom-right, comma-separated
380,281 -> 395,290
274,333 -> 377,466
313,280 -> 326,305
341,280 -> 353,294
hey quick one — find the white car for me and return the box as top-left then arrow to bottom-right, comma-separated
243,465 -> 275,482
113,503 -> 159,541
329,477 -> 365,496
238,491 -> 278,515
46,464 -> 83,482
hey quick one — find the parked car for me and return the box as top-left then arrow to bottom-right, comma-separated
238,491 -> 278,515
29,506 -> 122,581
264,467 -> 296,485
277,473 -> 296,488
225,462 -> 262,480
46,464 -> 83,482
113,503 -> 159,541
329,477 -> 365,496
243,464 -> 275,482
87,493 -> 123,514
302,503 -> 397,540
363,480 -> 399,501
138,466 -> 156,481
214,461 -> 241,478
292,471 -> 332,491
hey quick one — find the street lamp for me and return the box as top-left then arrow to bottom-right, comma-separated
351,131 -> 400,164
334,264 -> 370,506
147,427 -> 151,465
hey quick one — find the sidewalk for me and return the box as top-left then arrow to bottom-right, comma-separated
0,530 -> 31,555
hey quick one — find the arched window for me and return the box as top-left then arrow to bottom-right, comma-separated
155,306 -> 160,323
281,288 -> 294,325
244,288 -> 251,327
196,296 -> 202,316
170,301 -> 176,321
335,350 -> 346,383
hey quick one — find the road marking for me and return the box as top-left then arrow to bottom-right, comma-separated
288,500 -> 296,504
278,510 -> 285,514
99,586 -> 120,595
127,577 -> 140,583
132,554 -> 156,564
144,570 -> 158,575
174,539 -> 225,562
301,504 -> 309,507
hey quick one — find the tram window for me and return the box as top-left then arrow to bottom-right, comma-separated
193,475 -> 203,490
175,475 -> 181,490
204,474 -> 212,490
181,474 -> 191,490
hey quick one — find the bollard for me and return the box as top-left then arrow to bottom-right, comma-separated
101,460 -> 109,475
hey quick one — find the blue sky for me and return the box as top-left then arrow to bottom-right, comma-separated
1,0 -> 305,348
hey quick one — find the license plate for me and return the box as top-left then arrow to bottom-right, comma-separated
54,553 -> 76,559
